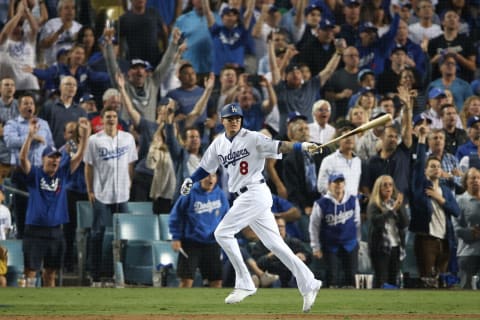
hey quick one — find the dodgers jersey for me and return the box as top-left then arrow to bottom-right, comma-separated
200,128 -> 281,193
84,131 -> 138,204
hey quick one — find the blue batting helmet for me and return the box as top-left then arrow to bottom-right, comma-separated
220,103 -> 243,118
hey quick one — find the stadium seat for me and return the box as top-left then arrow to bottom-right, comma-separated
158,214 -> 172,241
0,239 -> 24,287
76,201 -> 93,285
113,214 -> 161,285
127,201 -> 154,215
152,240 -> 179,287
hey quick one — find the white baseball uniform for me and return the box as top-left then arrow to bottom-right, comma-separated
199,128 -> 319,294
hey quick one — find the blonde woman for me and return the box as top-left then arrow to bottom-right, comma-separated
347,105 -> 368,129
459,96 -> 480,129
353,88 -> 377,120
147,106 -> 177,214
367,175 -> 409,288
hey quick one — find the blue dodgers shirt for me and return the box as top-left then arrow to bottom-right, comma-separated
24,155 -> 72,227
169,183 -> 229,244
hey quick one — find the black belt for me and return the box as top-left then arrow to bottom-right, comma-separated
234,179 -> 265,197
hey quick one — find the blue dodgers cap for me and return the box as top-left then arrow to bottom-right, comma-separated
345,0 -> 361,6
319,19 -> 335,30
391,43 -> 407,54
305,3 -> 322,15
357,69 -> 374,82
359,86 -> 375,95
328,173 -> 345,183
220,103 -> 243,118
79,93 -> 95,104
285,63 -> 301,74
359,21 -> 378,33
42,145 -> 62,158
129,59 -> 148,69
428,87 -> 447,99
56,48 -> 69,59
287,111 -> 307,124
412,113 -> 432,126
467,116 -> 480,128
221,6 -> 240,16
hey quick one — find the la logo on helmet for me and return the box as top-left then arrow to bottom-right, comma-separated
231,106 -> 237,113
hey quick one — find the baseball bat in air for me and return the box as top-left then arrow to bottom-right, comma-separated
312,113 -> 393,152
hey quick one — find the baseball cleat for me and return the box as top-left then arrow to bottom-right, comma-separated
225,288 -> 257,304
302,280 -> 322,313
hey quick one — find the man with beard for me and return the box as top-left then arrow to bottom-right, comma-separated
361,115 -> 413,200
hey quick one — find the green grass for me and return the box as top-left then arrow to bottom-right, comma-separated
0,288 -> 479,316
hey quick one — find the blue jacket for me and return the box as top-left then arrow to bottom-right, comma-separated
311,192 -> 360,253
410,143 -> 460,248
169,182 -> 229,244
357,14 -> 400,75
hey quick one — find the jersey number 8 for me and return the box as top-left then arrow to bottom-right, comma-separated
240,161 -> 249,175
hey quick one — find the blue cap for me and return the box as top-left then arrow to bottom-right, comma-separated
345,0 -> 361,6
359,86 -> 375,95
42,145 -> 62,158
391,43 -> 407,54
319,19 -> 335,30
220,103 -> 243,118
79,93 -> 95,104
287,111 -> 307,124
56,48 -> 69,59
359,21 -> 378,33
413,114 -> 432,126
357,69 -> 374,82
129,59 -> 148,69
428,87 -> 446,99
304,3 -> 322,15
328,173 -> 345,183
285,63 -> 301,74
467,116 -> 480,128
221,6 -> 240,16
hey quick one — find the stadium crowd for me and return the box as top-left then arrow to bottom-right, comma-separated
0,0 -> 480,291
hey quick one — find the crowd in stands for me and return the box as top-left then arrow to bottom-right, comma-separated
0,0 -> 480,290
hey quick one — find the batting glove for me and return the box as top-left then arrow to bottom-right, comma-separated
302,142 -> 321,154
180,178 -> 193,196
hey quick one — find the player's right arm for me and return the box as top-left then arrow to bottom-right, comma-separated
278,141 -> 319,154
181,141 -> 220,195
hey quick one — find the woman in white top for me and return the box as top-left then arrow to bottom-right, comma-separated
0,0 -> 39,90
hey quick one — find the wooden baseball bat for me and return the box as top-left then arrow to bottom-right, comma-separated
313,113 -> 393,152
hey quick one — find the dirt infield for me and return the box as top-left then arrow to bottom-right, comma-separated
2,315 -> 480,320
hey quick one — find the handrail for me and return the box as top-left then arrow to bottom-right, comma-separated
3,184 -> 29,198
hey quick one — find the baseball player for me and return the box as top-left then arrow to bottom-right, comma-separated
180,103 -> 322,313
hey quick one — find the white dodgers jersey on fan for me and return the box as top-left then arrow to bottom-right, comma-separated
200,128 -> 282,193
